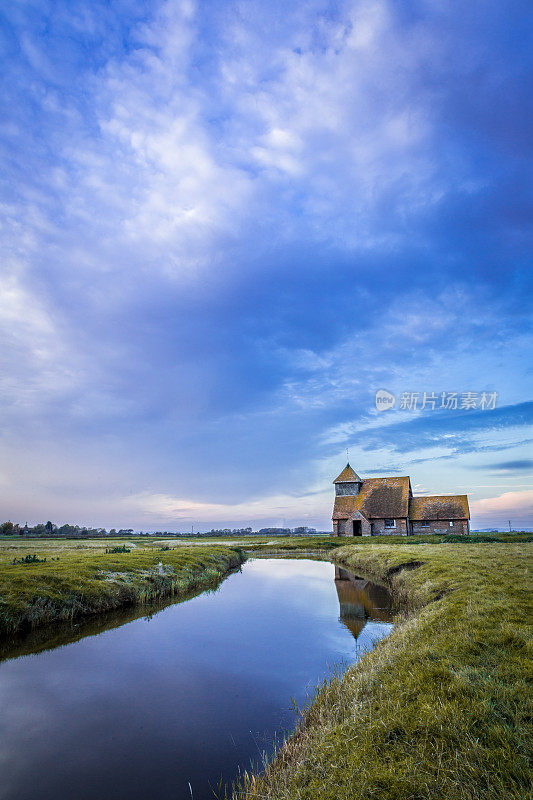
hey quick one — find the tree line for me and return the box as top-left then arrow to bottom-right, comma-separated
0,521 -> 134,537
1,521 -> 324,537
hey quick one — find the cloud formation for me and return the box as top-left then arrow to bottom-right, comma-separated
470,490 -> 533,529
0,0 -> 531,528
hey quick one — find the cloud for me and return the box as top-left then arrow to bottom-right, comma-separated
345,402 -> 533,457
126,488 -> 332,528
0,0 -> 531,527
471,489 -> 533,527
472,459 -> 533,472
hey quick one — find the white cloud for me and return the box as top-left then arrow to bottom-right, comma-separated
214,0 -> 437,243
471,489 -> 533,519
41,0 -> 450,284
0,0 -> 454,426
0,0 -> 529,529
0,268 -> 81,406
126,487 -> 331,527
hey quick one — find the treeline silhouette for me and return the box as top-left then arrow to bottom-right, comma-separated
0,521 -> 326,538
0,521 -> 133,537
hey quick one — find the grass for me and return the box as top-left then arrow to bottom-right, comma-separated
0,532 -> 530,548
1,533 -> 529,640
1,533 -> 531,795
0,583 -> 217,662
230,542 -> 532,800
0,538 -> 245,637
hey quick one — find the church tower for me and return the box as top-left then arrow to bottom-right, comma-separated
333,463 -> 363,497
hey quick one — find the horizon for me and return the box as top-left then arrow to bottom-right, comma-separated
1,1 -> 531,531
2,462 -> 530,532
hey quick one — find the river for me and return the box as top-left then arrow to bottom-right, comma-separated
0,558 -> 393,800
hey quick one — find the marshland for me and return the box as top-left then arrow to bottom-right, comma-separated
0,544 -> 394,800
0,535 -> 531,800
232,541 -> 532,800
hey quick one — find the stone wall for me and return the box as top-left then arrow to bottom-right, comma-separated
332,516 -> 470,537
332,513 -> 371,537
410,519 -> 470,535
370,518 -> 409,536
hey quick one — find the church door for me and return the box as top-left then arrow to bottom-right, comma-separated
352,520 -> 362,536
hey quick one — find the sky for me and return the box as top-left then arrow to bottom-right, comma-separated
0,0 -> 531,531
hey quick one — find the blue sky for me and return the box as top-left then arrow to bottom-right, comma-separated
0,0 -> 531,530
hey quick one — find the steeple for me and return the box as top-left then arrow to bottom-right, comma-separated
333,463 -> 362,484
333,463 -> 363,497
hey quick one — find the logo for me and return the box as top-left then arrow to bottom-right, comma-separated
375,389 -> 396,412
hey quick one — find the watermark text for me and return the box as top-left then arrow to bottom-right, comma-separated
375,390 -> 498,412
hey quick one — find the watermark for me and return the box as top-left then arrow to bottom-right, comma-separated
375,390 -> 498,412
375,388 -> 396,411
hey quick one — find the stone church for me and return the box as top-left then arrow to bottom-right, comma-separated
332,464 -> 470,536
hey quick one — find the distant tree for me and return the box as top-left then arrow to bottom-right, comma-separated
1,521 -> 14,535
45,521 -> 56,535
109,529 -> 117,536
258,527 -> 291,536
57,523 -> 79,536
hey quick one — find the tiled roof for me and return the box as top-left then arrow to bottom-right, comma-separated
333,463 -> 362,483
409,495 -> 470,520
333,476 -> 411,519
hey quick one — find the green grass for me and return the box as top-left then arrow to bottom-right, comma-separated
1,533 -> 531,795
0,583 -> 217,662
1,533 -> 529,640
231,542 -> 532,800
0,532 -> 530,547
0,539 -> 245,636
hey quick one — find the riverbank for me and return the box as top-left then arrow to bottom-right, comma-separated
1,533 -> 530,638
0,542 -> 244,637
232,542 -> 532,800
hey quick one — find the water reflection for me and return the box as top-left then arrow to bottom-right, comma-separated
0,559 -> 394,800
334,566 -> 394,640
0,584 -> 212,664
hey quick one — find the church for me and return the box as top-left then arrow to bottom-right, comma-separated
332,464 -> 470,536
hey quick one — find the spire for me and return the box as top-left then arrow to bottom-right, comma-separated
333,463 -> 362,483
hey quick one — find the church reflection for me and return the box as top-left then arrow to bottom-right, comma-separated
334,566 -> 394,640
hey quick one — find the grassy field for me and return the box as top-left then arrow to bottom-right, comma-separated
238,532 -> 533,549
2,531 -> 530,548
231,542 -> 532,800
0,538 -> 244,637
1,533 -> 531,795
0,531 -> 530,639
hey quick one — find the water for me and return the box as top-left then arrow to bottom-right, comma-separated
0,558 -> 393,800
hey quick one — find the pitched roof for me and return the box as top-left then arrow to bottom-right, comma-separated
333,464 -> 362,483
333,476 -> 411,519
409,495 -> 470,520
